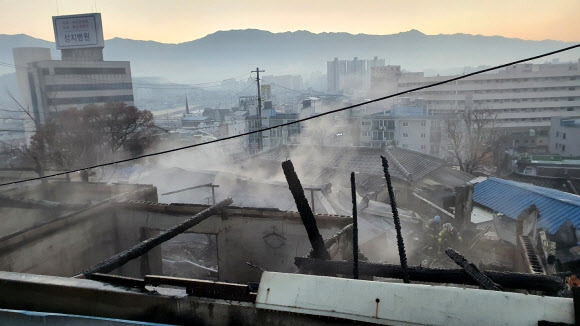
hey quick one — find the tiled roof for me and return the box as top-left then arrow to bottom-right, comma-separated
247,145 -> 446,181
473,177 -> 580,233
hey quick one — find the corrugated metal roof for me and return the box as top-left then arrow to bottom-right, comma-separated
473,177 -> 580,233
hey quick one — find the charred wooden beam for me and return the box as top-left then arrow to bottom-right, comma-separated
294,257 -> 565,294
380,155 -> 410,283
445,248 -> 502,291
90,273 -> 146,289
81,198 -> 233,277
351,172 -> 359,279
144,275 -> 256,302
161,183 -> 219,196
282,160 -> 330,260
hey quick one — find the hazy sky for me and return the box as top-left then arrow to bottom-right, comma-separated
1,0 -> 579,43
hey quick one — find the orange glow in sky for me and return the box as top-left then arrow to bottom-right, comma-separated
1,0 -> 579,43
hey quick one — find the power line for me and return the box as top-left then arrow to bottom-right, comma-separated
1,43 -> 578,187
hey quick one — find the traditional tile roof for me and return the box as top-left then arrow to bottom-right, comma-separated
245,145 -> 447,182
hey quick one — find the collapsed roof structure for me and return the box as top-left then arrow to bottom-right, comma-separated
0,145 -> 578,325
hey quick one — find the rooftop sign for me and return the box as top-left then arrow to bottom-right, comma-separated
52,13 -> 104,50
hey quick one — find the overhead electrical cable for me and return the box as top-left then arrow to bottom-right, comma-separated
1,43 -> 578,187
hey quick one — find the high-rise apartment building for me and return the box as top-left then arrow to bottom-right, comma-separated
327,57 -> 347,92
371,60 -> 580,152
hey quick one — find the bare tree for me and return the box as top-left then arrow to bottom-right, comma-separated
446,107 -> 503,174
27,103 -> 158,170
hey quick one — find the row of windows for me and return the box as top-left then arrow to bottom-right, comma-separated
45,83 -> 133,92
555,143 -> 567,151
496,107 -> 577,113
47,94 -> 134,105
372,131 -> 395,141
52,67 -> 128,75
499,117 -> 552,122
555,131 -> 567,139
362,120 -> 428,127
399,75 -> 579,87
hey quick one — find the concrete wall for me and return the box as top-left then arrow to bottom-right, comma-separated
116,203 -> 351,283
0,195 -> 349,283
0,182 -> 158,277
0,205 -> 121,276
0,271 -> 357,326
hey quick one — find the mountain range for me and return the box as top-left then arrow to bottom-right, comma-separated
0,29 -> 578,84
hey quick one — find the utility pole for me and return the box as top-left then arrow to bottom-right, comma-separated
252,67 -> 265,152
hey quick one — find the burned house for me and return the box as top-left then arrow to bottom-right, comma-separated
0,180 -> 349,283
0,161 -> 574,325
236,144 -> 474,216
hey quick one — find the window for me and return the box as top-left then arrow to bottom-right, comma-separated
54,67 -> 127,75
421,133 -> 425,138
421,145 -> 426,150
556,131 -> 559,137
402,144 -> 408,148
563,145 -> 566,151
362,131 -> 369,137
362,121 -> 371,125
568,108 -> 574,111
403,133 -> 408,137
563,133 -> 566,140
402,121 -> 408,127
421,121 -> 426,126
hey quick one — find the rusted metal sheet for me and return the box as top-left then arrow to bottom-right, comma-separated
144,275 -> 257,302
282,160 -> 330,260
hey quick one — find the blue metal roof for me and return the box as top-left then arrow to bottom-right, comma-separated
473,177 -> 580,233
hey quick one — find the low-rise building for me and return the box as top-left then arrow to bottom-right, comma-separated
359,99 -> 446,156
550,116 -> 580,156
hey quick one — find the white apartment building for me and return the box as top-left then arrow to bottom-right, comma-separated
549,116 -> 580,156
371,60 -> 580,152
359,100 -> 446,156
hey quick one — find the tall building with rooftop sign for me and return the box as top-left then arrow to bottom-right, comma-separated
13,13 -> 134,141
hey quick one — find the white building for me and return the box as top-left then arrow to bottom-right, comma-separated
13,14 -> 134,141
371,60 -> 580,152
549,116 -> 580,156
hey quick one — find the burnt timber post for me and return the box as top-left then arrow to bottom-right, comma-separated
380,155 -> 410,283
351,172 -> 359,279
282,160 -> 330,260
